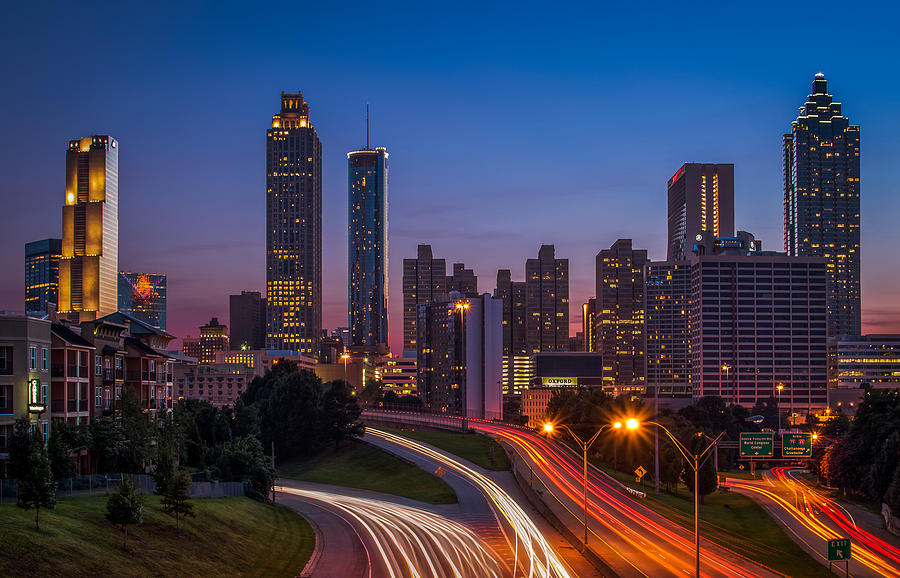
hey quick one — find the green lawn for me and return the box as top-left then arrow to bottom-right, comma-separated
0,495 -> 314,577
278,440 -> 457,504
378,427 -> 510,471
598,465 -> 824,578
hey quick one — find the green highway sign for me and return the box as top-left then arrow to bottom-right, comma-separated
827,538 -> 851,561
782,433 -> 812,458
740,432 -> 774,457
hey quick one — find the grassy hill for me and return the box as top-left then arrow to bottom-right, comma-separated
0,495 -> 314,577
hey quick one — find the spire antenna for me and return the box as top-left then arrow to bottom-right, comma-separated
366,103 -> 370,150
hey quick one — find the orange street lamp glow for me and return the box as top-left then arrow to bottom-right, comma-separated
625,419 -> 639,430
543,423 -> 554,433
613,421 -> 622,429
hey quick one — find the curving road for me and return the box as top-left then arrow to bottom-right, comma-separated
278,481 -> 505,578
727,467 -> 900,578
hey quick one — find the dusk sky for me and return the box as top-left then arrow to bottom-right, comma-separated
2,1 -> 898,352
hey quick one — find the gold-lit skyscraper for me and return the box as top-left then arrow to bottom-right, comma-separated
58,136 -> 118,323
266,91 -> 322,355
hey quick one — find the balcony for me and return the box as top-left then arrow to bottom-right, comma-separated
52,365 -> 65,378
125,370 -> 142,382
79,400 -> 88,412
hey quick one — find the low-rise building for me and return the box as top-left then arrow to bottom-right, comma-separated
215,349 -> 317,377
174,363 -> 254,408
381,357 -> 417,396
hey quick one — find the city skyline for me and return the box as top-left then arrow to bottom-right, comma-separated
3,3 -> 899,354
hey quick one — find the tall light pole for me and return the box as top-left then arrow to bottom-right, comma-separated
775,382 -> 784,433
721,363 -> 732,404
625,418 -> 726,578
340,352 -> 350,382
542,421 -> 622,546
454,301 -> 469,425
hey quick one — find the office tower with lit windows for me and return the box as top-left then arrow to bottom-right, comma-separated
447,263 -> 477,296
118,272 -> 166,330
416,292 -> 502,419
525,245 -> 569,353
494,269 -> 529,394
582,298 -> 596,353
784,73 -> 861,337
667,163 -> 734,261
690,231 -> 828,411
230,291 -> 266,350
58,136 -> 119,323
25,239 -> 62,315
348,145 -> 389,354
198,317 -> 229,365
596,239 -> 648,393
266,91 -> 322,355
645,261 -> 691,397
402,245 -> 447,356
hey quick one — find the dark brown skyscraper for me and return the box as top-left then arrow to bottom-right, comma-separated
667,163 -> 734,261
266,91 -> 322,355
784,73 -> 861,337
402,245 -> 447,356
447,263 -> 477,296
230,291 -> 266,350
525,245 -> 569,353
596,239 -> 648,391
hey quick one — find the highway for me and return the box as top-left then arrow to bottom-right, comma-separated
278,482 -> 506,578
364,410 -> 779,578
366,428 -> 574,578
727,466 -> 900,578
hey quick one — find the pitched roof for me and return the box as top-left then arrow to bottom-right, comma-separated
51,323 -> 95,349
96,311 -> 174,340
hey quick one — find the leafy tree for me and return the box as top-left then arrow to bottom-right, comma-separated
216,435 -> 274,502
153,442 -> 176,498
8,419 -> 36,480
659,442 -> 683,495
884,463 -> 900,513
502,395 -> 528,426
358,379 -> 383,406
48,421 -> 76,480
120,387 -> 153,473
685,434 -> 718,503
89,418 -> 124,474
868,431 -> 899,503
231,398 -> 260,439
161,469 -> 194,530
15,425 -> 57,531
322,380 -> 364,450
106,477 -> 143,548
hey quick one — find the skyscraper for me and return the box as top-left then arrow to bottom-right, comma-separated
645,261 -> 691,397
784,73 -> 861,337
348,144 -> 389,353
447,263 -> 477,295
25,239 -> 62,315
229,291 -> 266,350
667,163 -> 734,261
199,317 -> 229,365
266,91 -> 322,355
596,239 -> 648,392
118,272 -> 167,330
525,245 -> 569,353
402,245 -> 447,356
495,269 -> 528,394
58,136 -> 118,323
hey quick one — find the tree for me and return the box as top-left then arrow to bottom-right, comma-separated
89,418 -> 124,474
161,469 -> 194,530
215,435 -> 274,502
120,388 -> 153,473
15,426 -> 57,531
231,398 -> 260,439
48,421 -> 77,480
8,419 -> 36,480
884,463 -> 900,513
867,431 -> 899,503
322,380 -> 364,450
684,434 -> 718,503
106,477 -> 143,548
152,442 -> 176,498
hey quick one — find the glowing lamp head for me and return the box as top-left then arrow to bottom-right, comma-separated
776,383 -> 784,392
67,192 -> 74,204
613,421 -> 622,429
543,423 -> 554,433
812,433 -> 818,440
625,419 -> 639,430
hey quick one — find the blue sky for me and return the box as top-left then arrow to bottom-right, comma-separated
2,1 -> 898,349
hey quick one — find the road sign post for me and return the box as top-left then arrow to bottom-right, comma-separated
827,538 -> 851,577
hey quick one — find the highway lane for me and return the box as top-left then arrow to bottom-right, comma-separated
727,467 -> 900,578
367,428 -> 573,578
363,410 -> 779,578
278,481 -> 505,578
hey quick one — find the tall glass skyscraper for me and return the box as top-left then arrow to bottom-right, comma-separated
118,272 -> 167,330
784,74 -> 861,337
25,238 -> 62,315
348,146 -> 389,353
58,136 -> 118,323
666,163 -> 734,261
266,91 -> 322,355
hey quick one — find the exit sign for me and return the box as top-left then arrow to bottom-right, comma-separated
827,538 -> 851,561
782,433 -> 812,458
740,432 -> 774,457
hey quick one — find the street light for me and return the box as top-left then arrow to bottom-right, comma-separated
625,419 -> 725,578
340,352 -> 350,382
542,421 -> 622,545
721,363 -> 732,403
775,382 -> 784,433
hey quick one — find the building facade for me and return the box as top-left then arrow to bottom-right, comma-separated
266,91 -> 322,355
645,261 -> 692,397
174,363 -> 254,408
348,146 -> 389,353
416,293 -> 502,419
525,245 -> 569,353
229,291 -> 266,351
784,73 -> 861,338
380,357 -> 417,396
582,298 -> 596,353
25,239 -> 62,316
117,272 -> 167,330
495,269 -> 529,394
831,335 -> 900,390
216,349 -> 317,377
447,263 -> 477,296
596,239 -> 648,391
690,231 -> 828,412
199,318 -> 229,364
402,245 -> 447,356
667,163 -> 735,261
59,136 -> 119,323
